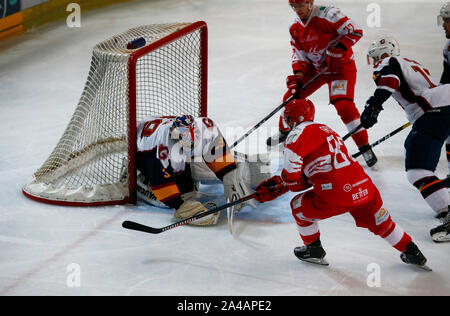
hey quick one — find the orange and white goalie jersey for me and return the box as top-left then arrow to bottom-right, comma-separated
290,6 -> 363,73
281,122 -> 376,207
373,56 -> 450,123
136,115 -> 236,180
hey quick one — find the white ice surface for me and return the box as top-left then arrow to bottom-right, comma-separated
0,0 -> 449,296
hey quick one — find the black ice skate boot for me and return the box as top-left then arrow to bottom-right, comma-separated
400,242 -> 431,271
430,209 -> 450,243
358,144 -> 378,168
266,129 -> 289,147
294,239 -> 329,266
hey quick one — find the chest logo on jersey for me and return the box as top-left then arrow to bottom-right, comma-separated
158,144 -> 169,160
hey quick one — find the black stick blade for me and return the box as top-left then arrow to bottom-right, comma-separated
122,220 -> 162,234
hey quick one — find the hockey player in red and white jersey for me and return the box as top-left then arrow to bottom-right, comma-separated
255,99 -> 428,269
267,0 -> 378,168
361,35 -> 450,242
136,115 -> 254,226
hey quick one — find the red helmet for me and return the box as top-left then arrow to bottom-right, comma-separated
289,0 -> 313,5
284,99 -> 315,127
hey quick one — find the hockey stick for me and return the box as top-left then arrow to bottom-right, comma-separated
342,124 -> 363,141
352,122 -> 412,158
122,193 -> 257,234
229,67 -> 328,149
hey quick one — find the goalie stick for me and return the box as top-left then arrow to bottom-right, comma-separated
123,186 -> 315,235
122,193 -> 257,234
352,122 -> 412,158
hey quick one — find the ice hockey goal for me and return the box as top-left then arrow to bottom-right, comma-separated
23,21 -> 208,206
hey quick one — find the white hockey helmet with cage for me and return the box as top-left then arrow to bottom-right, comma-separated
438,2 -> 450,26
367,35 -> 400,63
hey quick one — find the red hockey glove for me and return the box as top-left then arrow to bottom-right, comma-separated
255,176 -> 289,203
286,74 -> 304,99
326,45 -> 346,73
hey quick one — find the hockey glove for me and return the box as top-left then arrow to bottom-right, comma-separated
286,74 -> 304,99
255,175 -> 289,203
174,200 -> 219,226
360,96 -> 383,129
326,44 -> 347,73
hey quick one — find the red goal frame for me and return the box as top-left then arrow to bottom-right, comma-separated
23,21 -> 208,206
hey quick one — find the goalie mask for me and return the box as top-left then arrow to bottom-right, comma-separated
367,36 -> 400,64
170,115 -> 200,155
284,99 -> 315,128
438,2 -> 450,26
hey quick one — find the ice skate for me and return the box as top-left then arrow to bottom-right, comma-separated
294,240 -> 329,266
430,211 -> 450,243
358,144 -> 378,168
400,242 -> 431,271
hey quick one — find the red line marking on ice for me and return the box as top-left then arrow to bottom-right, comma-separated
0,210 -> 126,295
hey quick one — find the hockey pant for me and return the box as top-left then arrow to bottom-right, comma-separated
404,108 -> 450,214
290,189 -> 412,253
280,68 -> 368,148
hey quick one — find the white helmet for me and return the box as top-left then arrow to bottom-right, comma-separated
367,35 -> 400,63
438,2 -> 450,26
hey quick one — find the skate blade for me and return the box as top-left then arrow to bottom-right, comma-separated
300,257 -> 329,266
227,206 -> 235,235
419,264 -> 432,272
369,164 -> 379,171
408,264 -> 432,272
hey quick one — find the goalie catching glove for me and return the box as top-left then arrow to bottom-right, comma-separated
255,175 -> 289,203
174,200 -> 219,226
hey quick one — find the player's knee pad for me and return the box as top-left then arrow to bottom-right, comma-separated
291,193 -> 313,221
331,98 -> 360,124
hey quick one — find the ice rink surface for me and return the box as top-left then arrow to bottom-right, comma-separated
0,0 -> 449,296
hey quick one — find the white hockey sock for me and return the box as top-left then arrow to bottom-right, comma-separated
407,169 -> 450,214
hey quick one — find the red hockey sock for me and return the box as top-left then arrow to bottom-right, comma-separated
295,220 -> 320,245
333,99 -> 369,147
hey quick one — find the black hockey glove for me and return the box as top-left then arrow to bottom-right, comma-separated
360,97 -> 383,129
